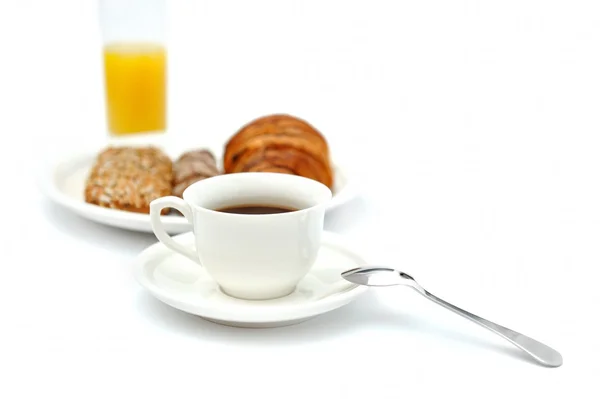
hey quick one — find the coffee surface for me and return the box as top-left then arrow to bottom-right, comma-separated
215,204 -> 298,215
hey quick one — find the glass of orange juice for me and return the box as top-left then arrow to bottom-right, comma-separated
99,0 -> 167,137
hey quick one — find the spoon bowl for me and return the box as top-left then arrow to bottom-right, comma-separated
342,267 -> 416,287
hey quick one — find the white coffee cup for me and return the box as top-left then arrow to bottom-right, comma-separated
149,172 -> 332,300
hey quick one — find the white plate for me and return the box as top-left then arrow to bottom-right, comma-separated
132,231 -> 369,328
38,144 -> 357,234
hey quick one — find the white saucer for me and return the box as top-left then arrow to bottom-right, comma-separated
38,144 -> 357,234
132,231 -> 369,328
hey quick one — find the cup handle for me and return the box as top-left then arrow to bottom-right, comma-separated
150,196 -> 199,265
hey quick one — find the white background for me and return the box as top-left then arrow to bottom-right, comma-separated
1,0 -> 598,397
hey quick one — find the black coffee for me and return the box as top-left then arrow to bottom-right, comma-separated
215,204 -> 298,215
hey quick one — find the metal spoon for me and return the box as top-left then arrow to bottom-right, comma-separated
341,267 -> 563,367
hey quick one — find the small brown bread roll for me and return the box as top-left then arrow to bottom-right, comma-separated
85,146 -> 173,214
172,149 -> 220,197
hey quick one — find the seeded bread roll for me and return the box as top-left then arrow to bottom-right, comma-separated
172,149 -> 220,197
85,146 -> 173,214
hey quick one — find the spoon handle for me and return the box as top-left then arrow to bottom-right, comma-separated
413,286 -> 563,367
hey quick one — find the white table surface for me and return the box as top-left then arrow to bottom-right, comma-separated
1,0 -> 598,397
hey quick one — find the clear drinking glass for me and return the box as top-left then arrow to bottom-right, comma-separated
98,0 -> 167,137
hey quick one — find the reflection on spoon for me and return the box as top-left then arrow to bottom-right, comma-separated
341,266 -> 563,368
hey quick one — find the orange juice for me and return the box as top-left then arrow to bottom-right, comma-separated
103,42 -> 166,135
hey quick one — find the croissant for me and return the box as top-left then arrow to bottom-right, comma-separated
223,114 -> 334,189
